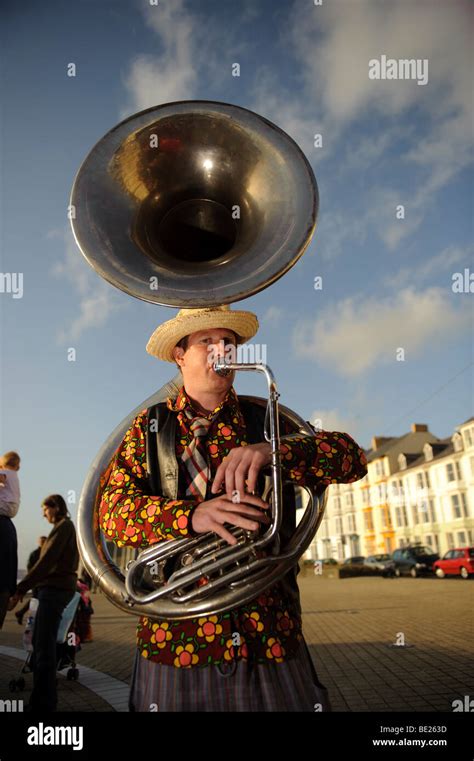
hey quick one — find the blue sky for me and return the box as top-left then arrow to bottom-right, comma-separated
1,0 -> 472,566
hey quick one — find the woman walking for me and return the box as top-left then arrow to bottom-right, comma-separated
8,494 -> 79,712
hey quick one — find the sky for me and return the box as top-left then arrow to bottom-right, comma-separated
0,0 -> 473,567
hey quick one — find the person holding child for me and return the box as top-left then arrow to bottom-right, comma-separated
0,450 -> 21,629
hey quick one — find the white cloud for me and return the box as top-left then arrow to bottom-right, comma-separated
292,285 -> 472,377
337,128 -> 400,174
239,0 -> 261,24
249,0 -> 473,252
51,229 -> 123,344
120,0 -> 254,117
293,0 -> 472,129
261,305 -> 285,325
249,66 -> 320,158
120,0 -> 198,115
308,407 -> 362,437
316,207 -> 369,262
383,244 -> 473,290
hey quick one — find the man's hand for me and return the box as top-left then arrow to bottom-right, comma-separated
211,442 -> 272,498
191,493 -> 270,546
7,593 -> 23,611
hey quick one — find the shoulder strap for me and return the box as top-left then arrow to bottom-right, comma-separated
146,402 -> 178,499
239,398 -> 267,445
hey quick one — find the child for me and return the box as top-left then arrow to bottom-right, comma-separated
0,451 -> 21,517
0,451 -> 20,628
75,578 -> 94,643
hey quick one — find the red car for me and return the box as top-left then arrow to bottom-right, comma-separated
433,547 -> 474,579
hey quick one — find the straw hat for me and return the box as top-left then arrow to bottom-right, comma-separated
146,305 -> 259,363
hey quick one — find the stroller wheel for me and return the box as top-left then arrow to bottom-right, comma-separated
72,668 -> 79,681
66,668 -> 74,680
17,677 -> 25,691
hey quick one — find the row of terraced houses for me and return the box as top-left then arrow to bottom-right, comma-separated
305,416 -> 474,561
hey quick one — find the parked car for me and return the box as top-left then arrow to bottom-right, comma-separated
342,556 -> 366,565
392,545 -> 439,577
432,547 -> 474,579
364,554 -> 395,577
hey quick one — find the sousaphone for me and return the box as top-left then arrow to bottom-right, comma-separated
70,100 -> 326,619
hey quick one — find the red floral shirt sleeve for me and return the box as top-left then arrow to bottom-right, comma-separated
278,422 -> 368,487
98,409 -> 197,549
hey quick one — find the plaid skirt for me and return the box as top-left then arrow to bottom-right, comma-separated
129,640 -> 331,712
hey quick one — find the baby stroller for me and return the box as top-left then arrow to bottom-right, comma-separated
9,591 -> 81,692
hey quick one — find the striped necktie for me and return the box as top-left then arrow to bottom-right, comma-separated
181,409 -> 218,501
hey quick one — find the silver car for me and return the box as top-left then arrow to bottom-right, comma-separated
364,554 -> 395,576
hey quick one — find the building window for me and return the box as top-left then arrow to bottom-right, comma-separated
426,535 -> 439,552
388,481 -> 396,502
425,501 -> 431,523
446,462 -> 462,482
451,494 -> 461,518
364,512 -> 374,531
419,499 -> 427,523
348,513 -> 356,532
395,479 -> 405,504
464,428 -> 473,448
345,493 -> 354,508
446,532 -> 454,549
336,517 -> 343,535
457,531 -> 466,545
451,493 -> 468,519
429,499 -> 436,523
416,471 -> 430,490
412,503 -> 419,524
396,505 -> 408,528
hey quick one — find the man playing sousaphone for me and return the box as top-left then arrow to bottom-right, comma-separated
99,304 -> 368,712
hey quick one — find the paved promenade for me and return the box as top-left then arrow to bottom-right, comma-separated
0,570 -> 472,712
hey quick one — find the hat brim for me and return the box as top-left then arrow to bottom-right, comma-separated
146,309 -> 259,362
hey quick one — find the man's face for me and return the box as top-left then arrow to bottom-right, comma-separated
174,328 -> 237,393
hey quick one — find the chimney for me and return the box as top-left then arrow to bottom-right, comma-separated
371,436 -> 391,450
411,423 -> 428,433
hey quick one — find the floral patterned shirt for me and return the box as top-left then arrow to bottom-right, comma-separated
99,385 -> 367,668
